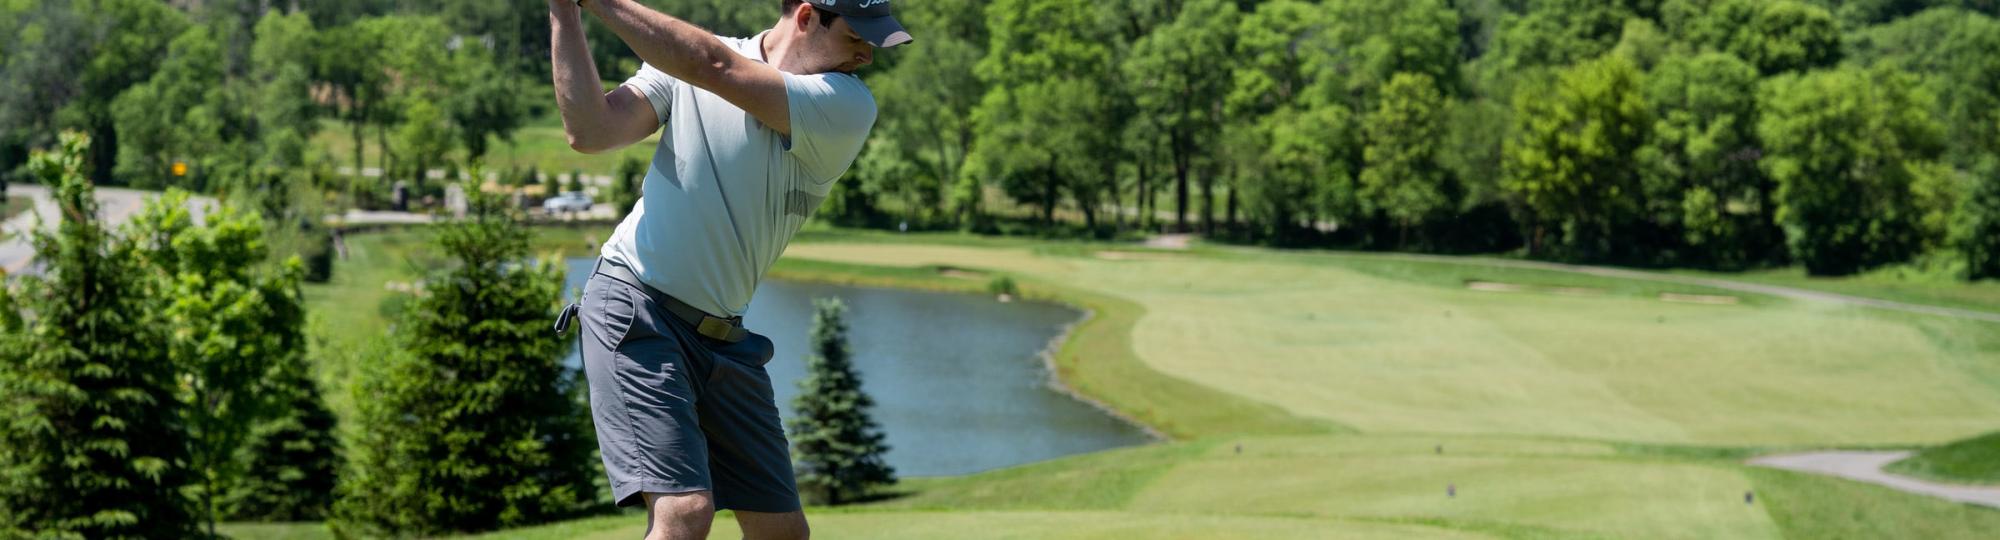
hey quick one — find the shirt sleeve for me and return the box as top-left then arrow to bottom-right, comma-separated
620,62 -> 681,125
782,72 -> 877,183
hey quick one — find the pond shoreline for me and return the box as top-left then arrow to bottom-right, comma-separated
763,261 -> 1172,443
1028,307 -> 1169,443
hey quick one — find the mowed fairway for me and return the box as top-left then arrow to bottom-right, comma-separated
783,241 -> 2000,447
759,235 -> 2000,538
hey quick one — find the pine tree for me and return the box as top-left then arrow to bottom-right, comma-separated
789,297 -> 895,506
333,185 -> 597,536
220,357 -> 340,521
0,132 -> 198,539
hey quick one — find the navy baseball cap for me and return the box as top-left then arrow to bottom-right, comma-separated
808,0 -> 913,48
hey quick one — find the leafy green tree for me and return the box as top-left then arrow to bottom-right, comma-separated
1955,159 -> 2000,280
1662,0 -> 1843,75
1758,67 -> 1947,275
1636,52 -> 1774,266
1821,0 -> 2000,25
969,0 -> 1119,228
333,188 -> 597,536
1501,55 -> 1651,259
859,0 -> 988,227
1239,104 -> 1359,241
1227,0 -> 1329,118
1439,96 -> 1513,217
1493,0 -> 1654,71
64,0 -> 191,184
1360,73 -> 1452,246
124,191 -> 316,536
1228,1 -> 1357,241
249,10 -> 319,170
1848,8 -> 2000,168
447,57 -> 529,164
789,297 -> 894,506
0,1 -> 93,178
112,24 -> 235,190
1317,0 -> 1464,105
393,98 -> 459,187
0,132 -> 197,539
1125,0 -> 1239,232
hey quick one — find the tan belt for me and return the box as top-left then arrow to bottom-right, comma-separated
562,258 -> 749,343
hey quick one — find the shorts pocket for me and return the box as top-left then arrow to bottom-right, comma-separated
587,278 -> 641,349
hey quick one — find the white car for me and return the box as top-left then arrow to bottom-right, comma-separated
543,191 -> 593,214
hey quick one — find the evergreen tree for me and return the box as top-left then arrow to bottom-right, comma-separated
789,297 -> 895,506
333,185 -> 596,536
0,132 -> 198,539
220,358 -> 341,521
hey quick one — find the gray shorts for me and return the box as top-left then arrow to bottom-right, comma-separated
576,264 -> 800,512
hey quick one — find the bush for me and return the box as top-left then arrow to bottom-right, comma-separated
333,190 -> 598,536
987,275 -> 1020,297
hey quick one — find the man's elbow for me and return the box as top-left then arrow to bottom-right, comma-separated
567,132 -> 611,155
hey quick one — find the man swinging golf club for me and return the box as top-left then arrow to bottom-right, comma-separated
547,0 -> 909,538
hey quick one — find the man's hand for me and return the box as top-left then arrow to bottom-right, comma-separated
549,0 -> 664,154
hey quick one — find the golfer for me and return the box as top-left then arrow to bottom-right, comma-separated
547,0 -> 909,538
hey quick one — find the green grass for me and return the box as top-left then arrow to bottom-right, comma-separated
224,225 -> 2000,539
1681,265 -> 2000,315
1885,430 -> 2000,485
783,238 -> 2000,447
1747,467 -> 2000,539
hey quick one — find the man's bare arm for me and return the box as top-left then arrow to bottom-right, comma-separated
550,2 -> 661,154
580,0 -> 793,136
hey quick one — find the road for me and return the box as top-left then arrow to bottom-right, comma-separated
1748,451 -> 2000,509
1,184 -> 214,275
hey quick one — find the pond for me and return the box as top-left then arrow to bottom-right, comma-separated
564,258 -> 1153,477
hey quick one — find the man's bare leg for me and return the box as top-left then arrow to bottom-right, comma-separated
735,510 -> 809,540
642,491 -> 714,540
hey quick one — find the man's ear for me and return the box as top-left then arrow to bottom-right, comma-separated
791,3 -> 817,32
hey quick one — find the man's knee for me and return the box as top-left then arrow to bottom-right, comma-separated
643,491 -> 715,540
736,509 -> 808,540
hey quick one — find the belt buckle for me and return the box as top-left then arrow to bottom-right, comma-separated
697,317 -> 734,340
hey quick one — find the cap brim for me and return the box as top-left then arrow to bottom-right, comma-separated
846,15 -> 912,48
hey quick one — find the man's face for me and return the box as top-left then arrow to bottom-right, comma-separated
802,10 -> 875,74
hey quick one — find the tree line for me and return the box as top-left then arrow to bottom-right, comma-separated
8,1 -> 1993,277
833,0 -> 2000,279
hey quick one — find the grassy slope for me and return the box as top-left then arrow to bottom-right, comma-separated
237,227 -> 2000,539
1679,266 -> 2000,315
1885,430 -> 2000,485
782,237 -> 2000,447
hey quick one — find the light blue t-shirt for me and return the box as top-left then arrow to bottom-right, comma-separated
601,31 -> 876,317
